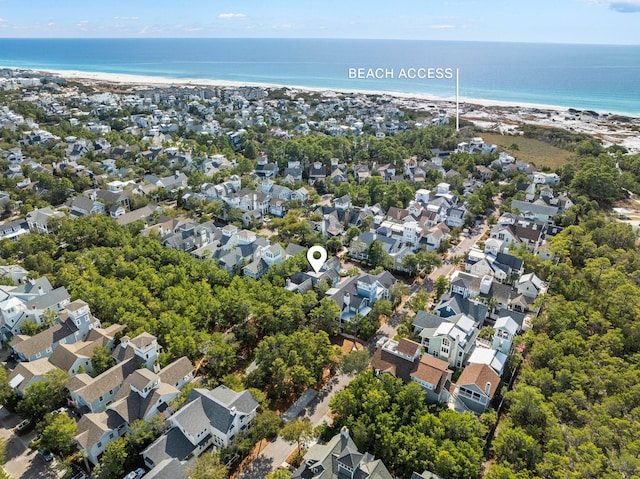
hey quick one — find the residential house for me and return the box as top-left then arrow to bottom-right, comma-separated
5,289 -> 79,355
418,313 -> 480,369
326,271 -> 396,323
142,386 -> 258,473
0,265 -> 28,284
510,200 -> 558,223
516,273 -> 547,299
410,354 -> 453,404
7,358 -> 57,395
67,196 -> 105,218
0,219 -> 30,241
74,356 -> 193,465
492,315 -> 519,355
452,364 -> 500,414
291,427 -> 393,479
308,162 -> 327,185
48,323 -> 126,375
67,332 -> 160,414
26,207 -> 65,234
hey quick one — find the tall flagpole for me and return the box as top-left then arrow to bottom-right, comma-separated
456,68 -> 460,131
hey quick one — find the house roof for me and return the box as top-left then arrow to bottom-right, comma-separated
456,364 -> 500,398
11,320 -> 79,359
291,430 -> 393,479
158,357 -> 193,387
174,386 -> 259,437
410,355 -> 451,392
467,348 -> 507,376
143,427 -> 197,466
69,356 -> 144,402
109,380 -> 177,424
396,338 -> 421,358
7,358 -> 57,392
48,341 -> 95,372
25,286 -> 70,311
143,458 -> 188,479
74,410 -> 125,449
494,316 -> 518,335
371,345 -> 418,383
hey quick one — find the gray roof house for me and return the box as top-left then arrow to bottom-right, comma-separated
73,353 -> 193,465
142,386 -> 258,475
291,427 -> 393,479
10,298 -> 98,362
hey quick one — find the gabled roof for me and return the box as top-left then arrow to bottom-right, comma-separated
456,364 -> 500,398
174,386 -> 258,437
410,355 -> 451,392
11,319 -> 79,359
494,316 -> 518,335
291,430 -> 393,479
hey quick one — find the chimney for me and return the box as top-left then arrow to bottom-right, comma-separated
340,426 -> 349,440
38,285 -> 43,295
485,382 -> 492,396
120,335 -> 131,348
344,293 -> 351,306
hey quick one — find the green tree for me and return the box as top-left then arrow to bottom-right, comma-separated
266,469 -> 293,479
339,349 -> 371,375
309,298 -> 340,335
0,368 -> 14,406
368,240 -> 393,269
280,418 -> 314,453
91,345 -> 115,376
187,451 -> 229,479
40,414 -> 77,456
251,410 -> 282,453
17,369 -> 70,423
434,275 -> 450,298
492,426 -> 541,472
96,437 -> 128,479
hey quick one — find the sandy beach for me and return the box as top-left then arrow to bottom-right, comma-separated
10,66 -> 640,153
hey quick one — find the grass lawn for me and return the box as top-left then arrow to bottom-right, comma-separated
482,132 -> 573,170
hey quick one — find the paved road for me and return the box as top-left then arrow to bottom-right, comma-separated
237,223 -> 490,478
237,373 -> 353,479
0,407 -> 60,479
378,222 -> 489,342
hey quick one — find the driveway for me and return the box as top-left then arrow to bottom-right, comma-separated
237,373 -> 353,479
0,407 -> 59,479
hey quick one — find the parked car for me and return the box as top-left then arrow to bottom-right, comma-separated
38,448 -> 53,462
14,419 -> 31,435
124,468 -> 146,479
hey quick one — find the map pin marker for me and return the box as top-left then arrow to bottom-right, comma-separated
307,246 -> 328,274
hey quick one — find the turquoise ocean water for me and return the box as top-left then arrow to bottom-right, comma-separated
0,38 -> 639,115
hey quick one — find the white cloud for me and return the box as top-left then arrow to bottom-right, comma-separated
590,0 -> 640,12
218,13 -> 246,19
426,24 -> 456,29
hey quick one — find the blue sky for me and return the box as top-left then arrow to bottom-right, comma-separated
0,0 -> 639,44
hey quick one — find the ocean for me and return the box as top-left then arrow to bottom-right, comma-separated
0,38 -> 639,115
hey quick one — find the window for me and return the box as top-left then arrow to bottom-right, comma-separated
109,433 -> 114,439
97,442 -> 102,448
99,396 -> 103,402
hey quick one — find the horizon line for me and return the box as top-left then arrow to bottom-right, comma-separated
0,37 -> 638,47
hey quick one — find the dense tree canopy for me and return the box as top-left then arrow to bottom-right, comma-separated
495,215 -> 640,478
329,370 -> 487,479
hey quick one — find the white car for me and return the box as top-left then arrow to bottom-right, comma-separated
124,468 -> 145,479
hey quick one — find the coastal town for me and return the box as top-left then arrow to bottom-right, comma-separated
0,68 -> 638,479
